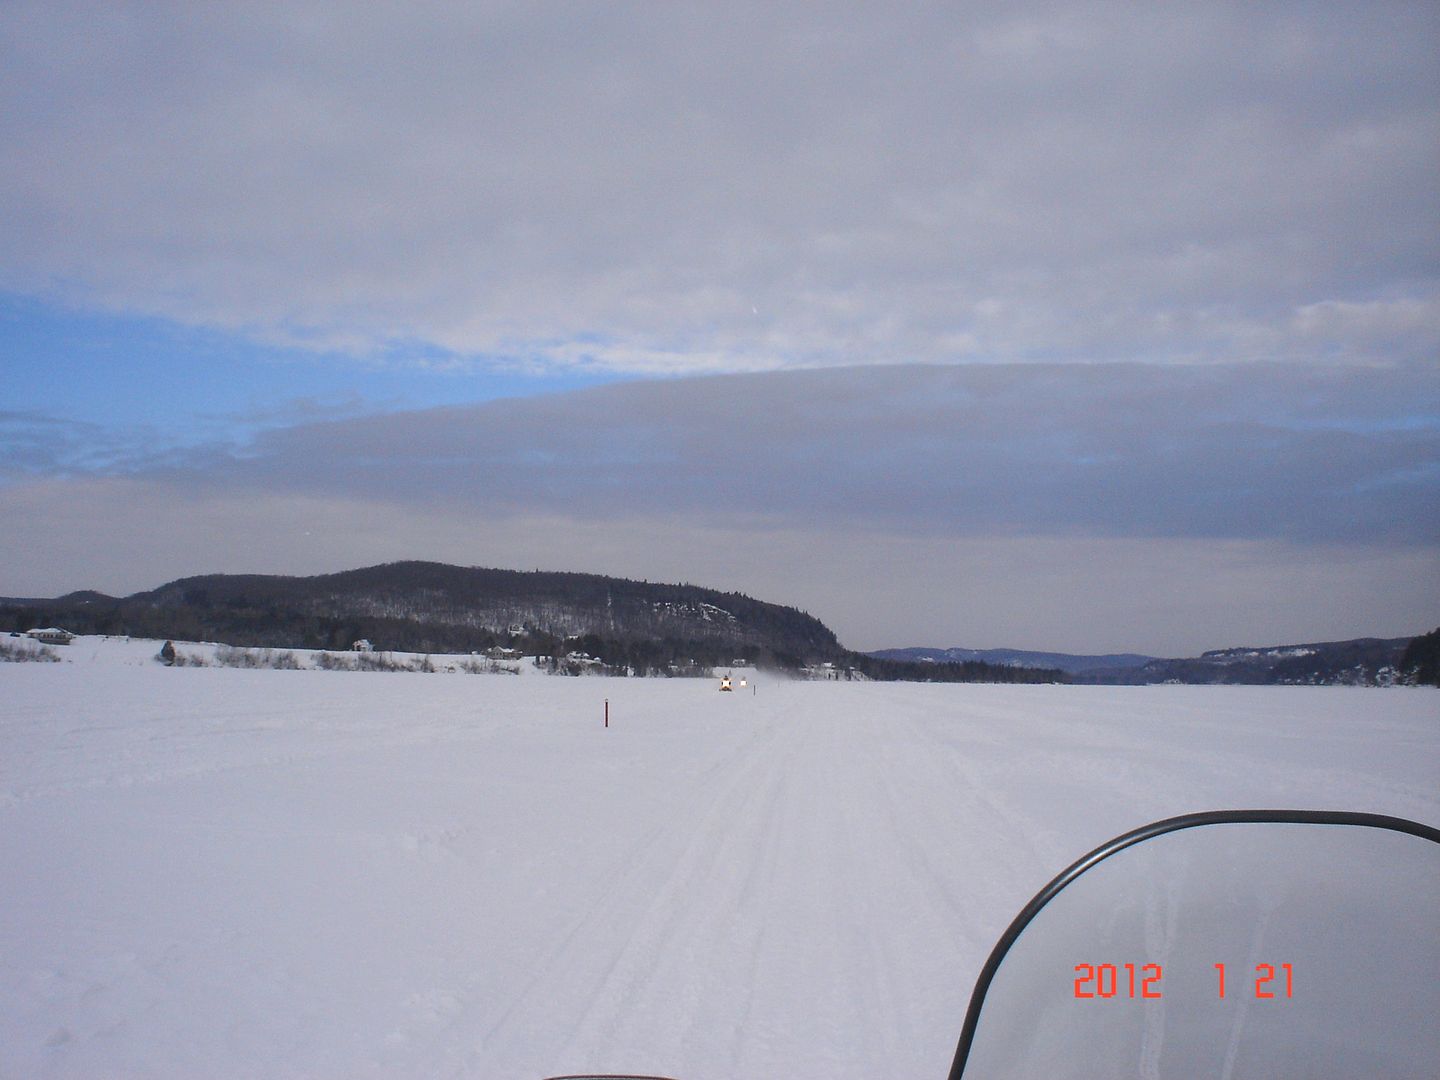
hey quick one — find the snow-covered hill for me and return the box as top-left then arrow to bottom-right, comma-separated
1,560 -> 844,669
3,643 -> 1436,1078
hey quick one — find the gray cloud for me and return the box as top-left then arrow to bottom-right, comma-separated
172,362 -> 1436,546
3,2 -> 1436,371
0,410 -> 174,477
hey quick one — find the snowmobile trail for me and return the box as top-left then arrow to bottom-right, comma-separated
462,684 -> 1074,1079
426,703 -> 825,1078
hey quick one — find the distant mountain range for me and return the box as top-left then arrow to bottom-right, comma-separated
870,636 -> 1433,686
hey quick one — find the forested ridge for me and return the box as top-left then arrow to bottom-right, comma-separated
1,561 -> 1061,682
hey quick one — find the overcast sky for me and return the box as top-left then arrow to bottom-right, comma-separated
2,2 -> 1436,654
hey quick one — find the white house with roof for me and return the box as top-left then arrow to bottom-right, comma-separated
26,627 -> 75,645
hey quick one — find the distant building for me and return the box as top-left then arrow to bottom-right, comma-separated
352,639 -> 374,652
26,627 -> 75,646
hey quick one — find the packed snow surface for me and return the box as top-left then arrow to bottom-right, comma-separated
2,639 -> 1437,1079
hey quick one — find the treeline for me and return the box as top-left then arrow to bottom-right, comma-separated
535,632 -> 804,676
1,599 -> 500,655
1084,636 -> 1422,686
840,652 -> 1065,684
1400,627 -> 1440,686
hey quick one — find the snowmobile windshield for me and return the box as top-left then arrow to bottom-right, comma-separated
948,810 -> 1440,1080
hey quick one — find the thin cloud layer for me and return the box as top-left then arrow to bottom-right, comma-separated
0,364 -> 1414,557
194,363 -> 1436,546
3,2 -> 1437,371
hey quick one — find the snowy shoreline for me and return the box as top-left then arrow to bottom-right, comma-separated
4,634 -> 776,679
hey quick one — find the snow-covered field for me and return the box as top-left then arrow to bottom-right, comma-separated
3,638 -> 1437,1079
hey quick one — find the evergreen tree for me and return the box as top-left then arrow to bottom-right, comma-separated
1400,628 -> 1440,686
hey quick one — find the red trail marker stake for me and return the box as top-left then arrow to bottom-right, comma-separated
604,698 -> 609,728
